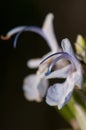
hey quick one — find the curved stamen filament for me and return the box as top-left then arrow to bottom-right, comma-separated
1,26 -> 51,48
45,55 -> 64,76
0,26 -> 27,40
13,26 -> 48,48
40,52 -> 67,64
40,52 -> 76,76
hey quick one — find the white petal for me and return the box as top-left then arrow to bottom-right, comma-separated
23,74 -> 41,102
42,13 -> 59,52
27,58 -> 41,68
23,74 -> 48,102
61,38 -> 75,57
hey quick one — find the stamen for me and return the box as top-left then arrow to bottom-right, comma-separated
0,35 -> 11,40
40,52 -> 76,76
1,25 -> 58,51
45,55 -> 64,76
40,52 -> 67,64
0,26 -> 27,40
13,26 -> 48,48
1,26 -> 49,48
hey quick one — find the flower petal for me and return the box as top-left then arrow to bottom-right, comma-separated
27,58 -> 41,68
38,77 -> 49,97
46,82 -> 68,109
42,13 -> 59,52
61,38 -> 75,57
23,74 -> 41,102
46,75 -> 75,109
74,68 -> 83,89
61,39 -> 83,89
23,74 -> 48,102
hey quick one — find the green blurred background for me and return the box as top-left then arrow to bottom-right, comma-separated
0,0 -> 86,130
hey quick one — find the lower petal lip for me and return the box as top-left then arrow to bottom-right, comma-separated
46,95 -> 58,106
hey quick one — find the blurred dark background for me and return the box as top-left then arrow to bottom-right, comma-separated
0,0 -> 86,130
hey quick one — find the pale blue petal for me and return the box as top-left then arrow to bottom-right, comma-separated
61,38 -> 83,70
46,83 -> 67,108
42,13 -> 59,51
46,80 -> 74,109
61,38 -> 75,57
46,82 -> 66,106
23,74 -> 48,102
61,39 -> 83,89
23,74 -> 41,102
